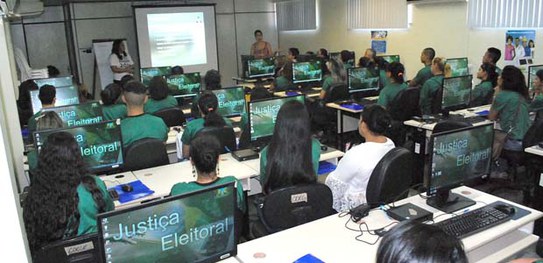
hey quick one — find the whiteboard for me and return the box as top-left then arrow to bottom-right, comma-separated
92,39 -> 126,91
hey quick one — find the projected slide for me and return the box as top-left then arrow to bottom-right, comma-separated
148,13 -> 207,67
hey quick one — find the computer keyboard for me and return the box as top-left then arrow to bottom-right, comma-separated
463,115 -> 488,124
433,205 -> 512,239
355,98 -> 377,106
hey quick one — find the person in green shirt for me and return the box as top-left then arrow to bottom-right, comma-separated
101,83 -> 127,121
121,81 -> 168,148
377,62 -> 407,109
409,47 -> 435,87
482,47 -> 502,75
320,58 -> 347,100
529,69 -> 543,112
27,111 -> 65,173
23,132 -> 114,259
489,66 -> 532,152
260,100 -> 320,194
144,76 -> 178,114
182,92 -> 233,158
190,69 -> 222,119
27,84 -> 56,133
471,63 -> 498,107
271,61 -> 292,92
419,57 -> 445,115
341,50 -> 354,70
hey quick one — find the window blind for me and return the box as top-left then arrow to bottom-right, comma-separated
468,0 -> 543,28
347,0 -> 408,29
276,0 -> 317,31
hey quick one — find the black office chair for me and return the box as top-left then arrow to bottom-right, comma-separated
123,138 -> 169,171
322,83 -> 349,104
388,87 -> 421,122
153,107 -> 186,127
366,147 -> 415,208
469,89 -> 495,107
195,126 -> 237,153
432,120 -> 472,133
429,87 -> 443,115
34,233 -> 102,263
251,183 -> 335,238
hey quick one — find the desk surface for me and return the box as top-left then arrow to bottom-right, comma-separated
242,148 -> 344,173
404,105 -> 492,131
273,88 -> 321,98
325,96 -> 380,113
525,145 -> 543,156
231,186 -> 542,263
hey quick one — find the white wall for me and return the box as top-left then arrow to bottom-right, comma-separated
279,0 -> 543,80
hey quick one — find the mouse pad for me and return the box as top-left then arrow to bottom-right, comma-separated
489,200 -> 531,220
340,103 -> 363,111
318,161 -> 337,175
476,110 -> 489,116
111,180 -> 155,204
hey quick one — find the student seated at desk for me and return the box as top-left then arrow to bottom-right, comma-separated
191,69 -> 222,119
409,47 -> 435,87
27,84 -> 56,133
120,81 -> 168,148
320,58 -> 347,100
419,57 -> 445,115
101,83 -> 127,121
471,63 -> 498,107
376,220 -> 468,263
377,62 -> 407,109
340,50 -> 354,70
489,66 -> 531,153
272,61 -> 293,92
529,69 -> 543,113
27,111 -> 65,172
182,92 -> 232,158
144,76 -> 177,114
23,132 -> 114,259
376,56 -> 390,88
483,47 -> 502,75
170,135 -> 245,213
260,100 -> 320,194
325,105 -> 395,212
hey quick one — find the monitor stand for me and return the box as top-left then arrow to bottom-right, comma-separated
426,189 -> 475,213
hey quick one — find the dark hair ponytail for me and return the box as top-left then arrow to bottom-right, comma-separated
190,135 -> 221,173
387,62 -> 405,84
361,105 -> 391,135
198,92 -> 226,127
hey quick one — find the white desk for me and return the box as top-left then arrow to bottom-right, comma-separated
273,88 -> 321,98
242,148 -> 345,174
403,104 -> 493,133
230,186 -> 543,263
525,145 -> 543,156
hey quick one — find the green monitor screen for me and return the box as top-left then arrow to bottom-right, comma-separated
166,72 -> 201,98
247,58 -> 275,78
210,87 -> 246,117
348,67 -> 380,94
30,86 -> 80,114
42,101 -> 104,127
441,75 -> 472,112
248,95 -> 305,141
445,57 -> 469,77
140,66 -> 172,86
528,65 -> 543,94
33,120 -> 123,175
379,55 -> 400,64
97,182 -> 237,263
292,61 -> 322,84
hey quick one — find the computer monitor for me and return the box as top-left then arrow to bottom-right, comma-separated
165,72 -> 201,99
379,55 -> 400,64
41,101 -> 104,127
210,86 -> 246,117
140,66 -> 172,86
441,75 -> 472,113
296,54 -> 319,62
33,120 -> 124,175
329,52 -> 340,61
247,57 -> 276,79
426,123 -> 494,213
33,76 -> 73,88
329,51 -> 355,67
240,54 -> 255,78
528,64 -> 543,94
97,182 -> 237,263
248,95 -> 305,144
445,57 -> 469,77
30,86 -> 80,114
292,60 -> 322,84
348,67 -> 380,97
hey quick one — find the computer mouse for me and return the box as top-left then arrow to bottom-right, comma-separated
121,184 -> 133,193
494,204 -> 516,215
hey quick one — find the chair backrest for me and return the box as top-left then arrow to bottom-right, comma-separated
123,138 -> 169,171
35,233 -> 102,263
432,120 -> 472,134
195,126 -> 237,153
323,83 -> 349,103
152,107 -> 186,127
470,89 -> 495,107
366,147 -> 414,207
388,86 -> 421,121
523,118 -> 543,148
430,87 -> 443,114
258,183 -> 335,233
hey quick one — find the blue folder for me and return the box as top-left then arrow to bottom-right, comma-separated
476,110 -> 489,116
340,102 -> 363,111
110,180 -> 155,203
318,161 -> 337,175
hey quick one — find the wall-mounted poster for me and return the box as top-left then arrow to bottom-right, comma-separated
371,30 -> 388,54
505,30 -> 535,66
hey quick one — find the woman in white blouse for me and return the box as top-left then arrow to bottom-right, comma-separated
325,105 -> 395,212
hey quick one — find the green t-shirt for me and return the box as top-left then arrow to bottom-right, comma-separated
471,81 -> 494,105
322,76 -> 334,93
419,75 -> 444,114
170,176 -> 246,213
274,76 -> 290,91
491,90 -> 531,140
28,149 -> 38,172
181,117 -> 233,145
121,113 -> 169,147
102,103 -> 127,121
530,94 -> 543,112
77,175 -> 115,235
379,69 -> 389,88
412,65 -> 432,87
27,110 -> 42,133
377,82 -> 407,108
144,95 -> 178,114
259,138 -> 321,184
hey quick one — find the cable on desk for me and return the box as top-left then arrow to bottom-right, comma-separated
103,179 -> 122,185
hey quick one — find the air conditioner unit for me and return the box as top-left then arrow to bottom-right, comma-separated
407,0 -> 466,4
1,0 -> 43,18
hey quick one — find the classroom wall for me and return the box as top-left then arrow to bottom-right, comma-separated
279,0 -> 543,81
10,0 -> 278,97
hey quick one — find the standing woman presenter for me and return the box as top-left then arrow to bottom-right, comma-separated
110,39 -> 134,84
250,30 -> 273,59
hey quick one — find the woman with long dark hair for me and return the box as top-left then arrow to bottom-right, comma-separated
471,62 -> 498,107
377,62 -> 407,109
144,76 -> 177,114
260,100 -> 321,194
23,132 -> 114,258
181,92 -> 232,158
319,58 -> 347,99
109,39 -> 134,83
